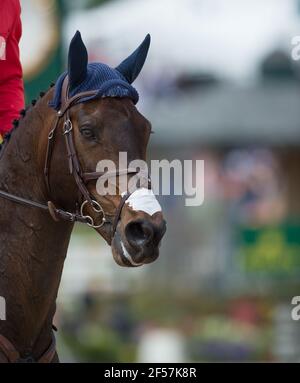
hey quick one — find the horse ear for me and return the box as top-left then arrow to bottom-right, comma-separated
68,31 -> 88,90
115,34 -> 151,84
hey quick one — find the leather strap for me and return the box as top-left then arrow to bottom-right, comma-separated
82,168 -> 141,182
44,117 -> 60,194
0,189 -> 88,224
0,333 -> 56,363
112,192 -> 131,235
59,91 -> 98,116
0,334 -> 20,362
43,76 -> 97,197
38,334 -> 56,363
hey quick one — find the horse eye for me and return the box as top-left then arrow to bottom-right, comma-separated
80,128 -> 95,139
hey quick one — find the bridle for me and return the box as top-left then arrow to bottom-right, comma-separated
0,76 -> 149,363
0,76 -> 144,238
43,75 -> 143,236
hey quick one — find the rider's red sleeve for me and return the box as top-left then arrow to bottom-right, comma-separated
0,0 -> 24,136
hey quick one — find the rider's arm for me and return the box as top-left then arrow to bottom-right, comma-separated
0,0 -> 24,137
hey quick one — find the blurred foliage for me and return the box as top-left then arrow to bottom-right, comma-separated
24,0 -> 64,103
62,325 -> 136,362
58,292 -> 273,362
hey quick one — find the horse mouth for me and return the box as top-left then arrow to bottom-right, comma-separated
111,231 -> 143,267
111,230 -> 159,268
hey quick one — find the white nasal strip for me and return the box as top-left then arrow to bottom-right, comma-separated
125,188 -> 162,216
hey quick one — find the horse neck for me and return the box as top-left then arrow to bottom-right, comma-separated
0,92 -> 73,358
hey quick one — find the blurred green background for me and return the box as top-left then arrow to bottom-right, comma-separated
21,0 -> 300,362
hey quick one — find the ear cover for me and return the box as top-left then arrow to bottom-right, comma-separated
68,31 -> 88,90
115,34 -> 151,83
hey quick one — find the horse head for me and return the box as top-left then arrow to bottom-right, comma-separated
44,31 -> 166,267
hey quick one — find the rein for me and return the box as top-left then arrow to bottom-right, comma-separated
0,76 -> 147,363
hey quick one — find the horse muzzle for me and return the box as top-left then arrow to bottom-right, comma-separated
111,216 -> 166,267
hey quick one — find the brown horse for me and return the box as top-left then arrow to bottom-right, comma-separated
0,33 -> 166,362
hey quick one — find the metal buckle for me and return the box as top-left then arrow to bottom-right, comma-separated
80,200 -> 106,229
63,119 -> 73,135
64,211 -> 75,222
48,129 -> 55,140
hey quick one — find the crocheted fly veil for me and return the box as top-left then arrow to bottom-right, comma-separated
50,31 -> 151,110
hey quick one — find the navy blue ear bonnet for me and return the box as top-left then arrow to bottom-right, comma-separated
50,63 -> 139,108
50,31 -> 150,110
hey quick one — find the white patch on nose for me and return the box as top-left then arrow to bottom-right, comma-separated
125,188 -> 162,216
120,240 -> 143,266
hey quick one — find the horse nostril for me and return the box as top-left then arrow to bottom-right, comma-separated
125,220 -> 154,248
